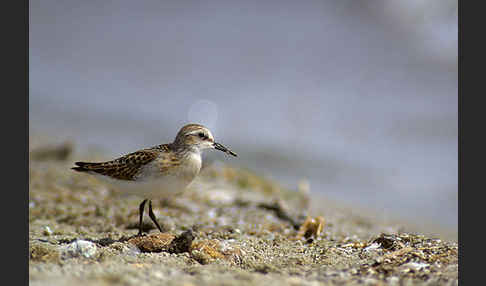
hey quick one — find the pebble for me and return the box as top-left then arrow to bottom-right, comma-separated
43,226 -> 53,236
61,240 -> 97,259
363,242 -> 381,252
401,262 -> 430,272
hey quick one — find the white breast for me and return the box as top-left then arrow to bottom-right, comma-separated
184,152 -> 202,174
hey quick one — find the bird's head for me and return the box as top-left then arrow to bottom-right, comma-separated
174,123 -> 237,157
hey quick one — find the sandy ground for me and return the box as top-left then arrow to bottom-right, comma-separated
29,139 -> 458,286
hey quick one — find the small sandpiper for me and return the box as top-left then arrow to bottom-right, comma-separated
72,123 -> 237,235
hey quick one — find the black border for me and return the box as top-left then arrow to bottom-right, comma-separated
459,0 -> 482,284
5,0 -> 28,284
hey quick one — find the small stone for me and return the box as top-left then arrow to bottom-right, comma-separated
400,262 -> 430,272
363,243 -> 381,252
191,239 -> 225,263
61,240 -> 97,259
296,216 -> 325,240
168,230 -> 195,254
128,233 -> 176,253
371,233 -> 398,250
43,226 -> 53,236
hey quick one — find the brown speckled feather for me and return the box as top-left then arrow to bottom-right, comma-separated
72,144 -> 173,181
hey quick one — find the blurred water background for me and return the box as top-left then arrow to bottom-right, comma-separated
29,1 -> 458,239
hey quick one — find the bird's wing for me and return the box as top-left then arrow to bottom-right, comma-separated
72,147 -> 162,181
153,146 -> 182,174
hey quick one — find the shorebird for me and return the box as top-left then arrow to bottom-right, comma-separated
72,123 -> 237,235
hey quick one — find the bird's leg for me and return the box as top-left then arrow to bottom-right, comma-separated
148,200 -> 164,233
138,199 -> 148,236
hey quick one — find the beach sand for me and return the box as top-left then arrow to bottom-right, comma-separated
29,139 -> 458,286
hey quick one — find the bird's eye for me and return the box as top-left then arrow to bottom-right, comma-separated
198,132 -> 205,139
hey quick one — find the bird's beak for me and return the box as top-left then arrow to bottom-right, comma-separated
213,142 -> 237,157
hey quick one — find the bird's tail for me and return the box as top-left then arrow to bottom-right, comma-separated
72,161 -> 101,172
